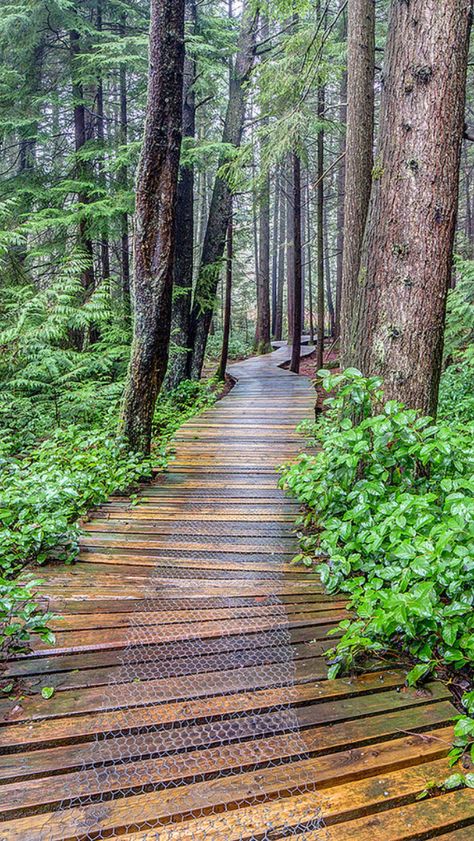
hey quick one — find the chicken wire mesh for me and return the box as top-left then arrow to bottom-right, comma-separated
30,461 -> 326,840
31,564 -> 327,839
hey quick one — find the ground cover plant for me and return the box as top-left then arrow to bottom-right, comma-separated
281,367 -> 474,767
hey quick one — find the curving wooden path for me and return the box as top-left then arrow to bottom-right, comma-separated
0,346 -> 472,840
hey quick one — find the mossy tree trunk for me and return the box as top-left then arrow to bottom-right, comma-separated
352,0 -> 471,415
120,0 -> 185,454
216,212 -> 233,381
340,0 -> 375,366
166,0 -> 197,390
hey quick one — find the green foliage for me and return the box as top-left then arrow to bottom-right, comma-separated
281,369 -> 474,755
205,330 -> 254,362
439,258 -> 474,422
448,691 -> 474,768
153,379 -> 218,442
445,258 -> 474,358
439,346 -> 474,422
0,425 -> 161,577
0,251 -> 130,449
0,576 -> 56,657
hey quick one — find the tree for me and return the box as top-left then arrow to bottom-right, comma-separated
166,0 -> 198,389
335,7 -> 347,338
254,16 -> 272,355
188,2 -> 259,380
289,151 -> 302,372
316,46 -> 325,371
70,24 -> 95,297
340,0 -> 375,366
118,11 -> 131,314
216,213 -> 233,380
352,0 -> 472,415
274,175 -> 286,340
120,0 -> 185,453
271,167 -> 280,336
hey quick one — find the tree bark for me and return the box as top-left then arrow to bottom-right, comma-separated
188,2 -> 258,380
316,69 -> 325,371
340,0 -> 375,365
120,0 -> 185,453
271,167 -> 280,337
274,174 -> 286,341
352,0 -> 471,415
286,154 -> 295,342
119,13 -> 131,312
306,173 -> 315,344
166,0 -> 197,389
216,211 -> 233,381
255,26 -> 271,356
290,152 -> 302,372
324,192 -> 335,337
335,7 -> 347,338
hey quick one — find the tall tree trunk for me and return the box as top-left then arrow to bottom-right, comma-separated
188,2 -> 258,380
324,194 -> 335,336
306,173 -> 315,344
271,167 -> 280,337
255,24 -> 271,356
216,212 -> 233,381
71,27 -> 94,295
274,175 -> 286,341
290,152 -> 302,372
252,122 -> 260,288
340,0 -> 375,365
166,0 -> 197,389
335,7 -> 347,338
120,0 -> 185,453
286,154 -> 295,342
352,0 -> 471,415
316,69 -> 325,371
119,13 -> 131,313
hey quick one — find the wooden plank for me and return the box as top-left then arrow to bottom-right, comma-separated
27,611 -> 346,655
0,670 -> 439,747
314,790 -> 474,841
49,601 -> 344,630
0,727 -> 453,817
0,757 -> 459,839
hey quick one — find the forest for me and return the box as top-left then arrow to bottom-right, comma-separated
1,0 -> 474,817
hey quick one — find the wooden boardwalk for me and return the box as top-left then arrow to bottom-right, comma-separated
0,347 -> 472,839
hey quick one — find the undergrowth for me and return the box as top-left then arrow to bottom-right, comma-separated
0,383 -> 217,658
0,252 -> 220,657
280,368 -> 474,768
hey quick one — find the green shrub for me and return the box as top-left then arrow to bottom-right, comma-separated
205,330 -> 254,362
439,346 -> 474,422
0,577 -> 56,658
0,425 -> 161,577
281,368 -> 474,760
154,378 -> 218,441
0,376 -> 218,658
